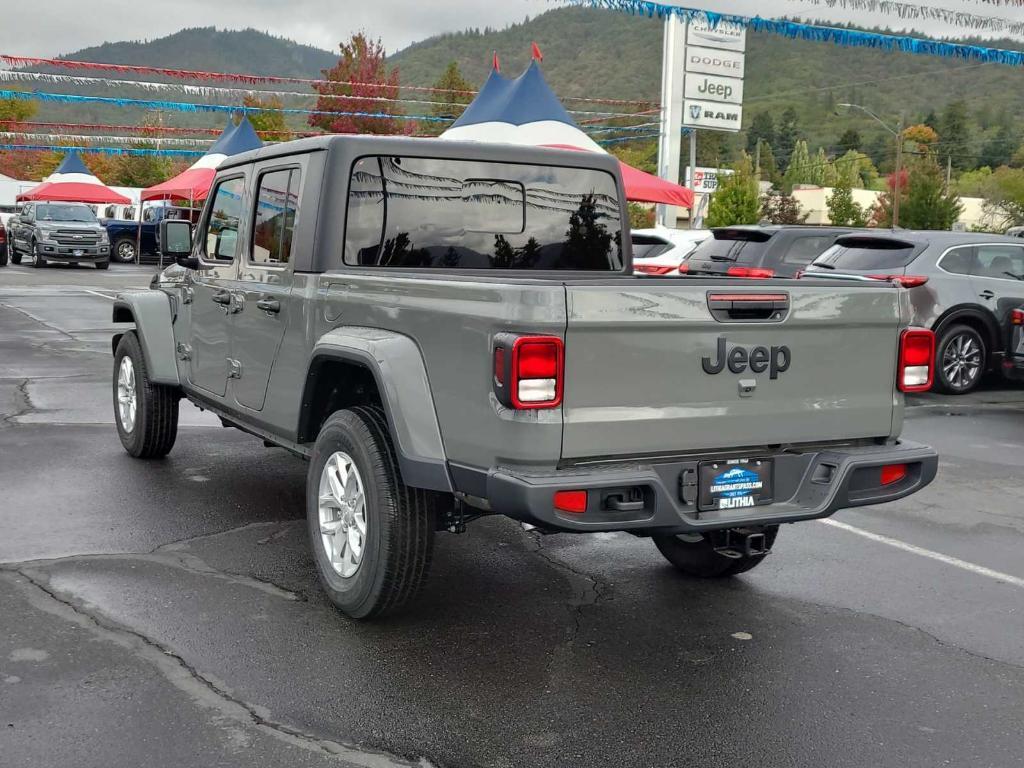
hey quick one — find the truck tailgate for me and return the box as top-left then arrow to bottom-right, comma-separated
561,281 -> 902,460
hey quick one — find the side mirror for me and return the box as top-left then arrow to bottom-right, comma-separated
159,218 -> 198,269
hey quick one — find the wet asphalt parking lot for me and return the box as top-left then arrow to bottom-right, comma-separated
1,263 -> 1023,768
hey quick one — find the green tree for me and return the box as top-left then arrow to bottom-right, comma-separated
979,124 -> 1015,170
760,191 -> 808,225
782,139 -> 811,191
875,155 -> 963,230
756,141 -> 781,187
610,139 -> 657,174
776,106 -> 800,168
242,94 -> 288,137
427,61 -> 475,136
746,110 -> 775,153
837,128 -> 862,154
965,166 -> 1024,230
695,130 -> 738,169
826,175 -> 867,226
706,153 -> 760,227
940,100 -> 972,171
627,202 -> 655,229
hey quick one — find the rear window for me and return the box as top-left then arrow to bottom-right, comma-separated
344,156 -> 623,270
811,237 -> 920,271
689,228 -> 773,263
631,235 -> 673,261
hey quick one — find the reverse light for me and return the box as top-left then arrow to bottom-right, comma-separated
635,264 -> 675,275
1011,308 -> 1024,325
868,274 -> 929,288
492,334 -> 564,409
880,464 -> 908,486
727,266 -> 775,279
898,328 -> 935,392
554,490 -> 587,514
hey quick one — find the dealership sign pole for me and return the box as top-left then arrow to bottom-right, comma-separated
656,13 -> 746,228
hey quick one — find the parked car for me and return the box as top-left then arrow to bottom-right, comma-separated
0,222 -> 7,266
1001,307 -> 1024,382
684,225 -> 856,279
632,227 -> 709,275
8,201 -> 110,269
804,231 -> 1024,394
111,135 -> 937,619
105,204 -> 198,264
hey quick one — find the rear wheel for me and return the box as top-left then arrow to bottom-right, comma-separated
113,237 -> 136,264
95,260 -> 110,270
307,406 -> 436,619
653,527 -> 778,578
935,324 -> 985,394
11,246 -> 21,264
113,331 -> 179,458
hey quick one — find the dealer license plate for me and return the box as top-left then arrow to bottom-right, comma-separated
698,459 -> 773,511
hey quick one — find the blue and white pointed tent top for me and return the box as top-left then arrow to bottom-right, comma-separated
19,150 -> 130,204
442,61 -> 604,153
50,150 -> 91,178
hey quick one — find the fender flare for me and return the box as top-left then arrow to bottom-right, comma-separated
111,290 -> 180,385
303,327 -> 452,493
932,305 -> 1001,357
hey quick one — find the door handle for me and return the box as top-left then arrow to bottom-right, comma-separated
211,290 -> 232,305
256,297 -> 281,314
979,290 -> 995,300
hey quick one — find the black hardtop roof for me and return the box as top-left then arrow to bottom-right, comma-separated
833,230 -> 1024,247
712,225 -> 857,236
218,135 -> 623,175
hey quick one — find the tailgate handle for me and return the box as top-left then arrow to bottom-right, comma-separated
707,292 -> 789,322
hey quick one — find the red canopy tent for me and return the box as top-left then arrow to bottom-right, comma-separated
440,57 -> 693,209
16,151 -> 130,204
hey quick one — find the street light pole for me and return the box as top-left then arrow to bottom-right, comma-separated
837,103 -> 904,229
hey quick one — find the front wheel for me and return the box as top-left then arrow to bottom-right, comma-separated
95,260 -> 110,270
31,241 -> 45,268
653,527 -> 778,578
113,331 -> 179,458
113,237 -> 136,264
307,406 -> 436,619
11,247 -> 21,264
935,324 -> 985,394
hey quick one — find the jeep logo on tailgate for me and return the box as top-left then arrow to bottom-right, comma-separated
702,336 -> 791,379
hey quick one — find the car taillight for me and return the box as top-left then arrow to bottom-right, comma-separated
493,334 -> 564,409
868,274 -> 929,288
635,264 -> 675,275
677,262 -> 690,274
898,328 -> 935,392
1012,308 -> 1024,325
727,266 -> 775,279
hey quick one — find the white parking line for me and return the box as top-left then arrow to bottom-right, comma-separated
819,518 -> 1024,589
83,289 -> 117,300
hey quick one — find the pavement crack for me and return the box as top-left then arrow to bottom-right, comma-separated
4,570 -> 434,768
523,530 -> 611,647
0,378 -> 36,427
152,521 -> 298,554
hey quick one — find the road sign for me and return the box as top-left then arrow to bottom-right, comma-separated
684,73 -> 744,104
686,167 -> 734,194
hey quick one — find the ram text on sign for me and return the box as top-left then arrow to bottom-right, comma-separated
687,17 -> 747,51
683,100 -> 743,131
684,46 -> 745,79
684,73 -> 744,105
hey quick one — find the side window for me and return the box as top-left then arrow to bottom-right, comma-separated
202,177 -> 245,262
939,246 -> 974,275
974,245 -> 1024,281
251,168 -> 300,265
345,157 -> 385,266
781,235 -> 834,265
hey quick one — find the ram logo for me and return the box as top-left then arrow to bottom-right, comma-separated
701,336 -> 791,380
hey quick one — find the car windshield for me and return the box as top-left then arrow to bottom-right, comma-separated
811,237 -> 919,271
36,204 -> 97,223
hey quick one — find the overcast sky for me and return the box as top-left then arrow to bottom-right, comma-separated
4,0 -> 1022,59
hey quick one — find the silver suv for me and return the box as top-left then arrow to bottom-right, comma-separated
805,231 -> 1024,394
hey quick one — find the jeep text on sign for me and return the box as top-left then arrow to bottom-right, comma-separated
684,74 -> 744,105
682,100 -> 744,131
684,45 -> 745,79
686,18 -> 747,51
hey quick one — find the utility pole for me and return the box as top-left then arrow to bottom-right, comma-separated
893,112 -> 904,230
946,154 -> 952,189
754,138 -> 762,182
688,130 -> 697,229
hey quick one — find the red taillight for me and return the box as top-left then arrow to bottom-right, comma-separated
677,262 -> 690,274
867,274 -> 929,288
0,228 -> 6,243
493,335 -> 564,410
880,464 -> 907,486
898,328 -> 935,392
1012,308 -> 1024,326
554,490 -> 587,514
635,264 -> 675,275
727,266 -> 775,279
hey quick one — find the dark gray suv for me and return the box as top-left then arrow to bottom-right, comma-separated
684,226 -> 855,279
805,231 -> 1024,394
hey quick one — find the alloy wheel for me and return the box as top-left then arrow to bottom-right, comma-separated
116,241 -> 136,263
317,451 -> 368,578
116,356 -> 137,432
942,332 -> 982,391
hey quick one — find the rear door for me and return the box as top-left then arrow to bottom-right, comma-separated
970,243 -> 1024,333
230,165 -> 300,412
560,281 -> 902,459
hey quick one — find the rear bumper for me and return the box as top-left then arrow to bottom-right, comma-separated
483,440 -> 938,535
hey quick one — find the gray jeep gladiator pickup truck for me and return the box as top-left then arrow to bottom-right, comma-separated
111,136 -> 939,619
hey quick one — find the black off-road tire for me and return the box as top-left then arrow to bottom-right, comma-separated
95,260 -> 110,270
31,240 -> 45,268
653,527 -> 778,578
307,406 -> 436,619
113,331 -> 179,458
934,324 -> 986,395
113,237 -> 137,264
0,247 -> 7,267
11,247 -> 21,264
